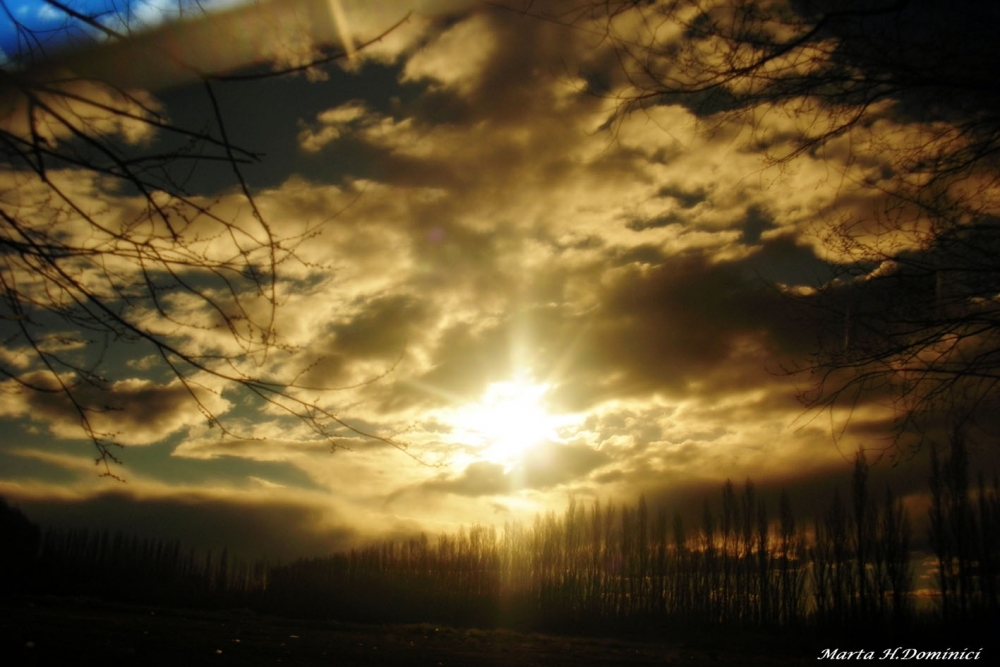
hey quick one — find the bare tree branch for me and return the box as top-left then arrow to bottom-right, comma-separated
524,0 -> 1000,450
0,1 -> 424,474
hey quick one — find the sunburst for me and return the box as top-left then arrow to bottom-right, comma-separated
450,378 -> 565,464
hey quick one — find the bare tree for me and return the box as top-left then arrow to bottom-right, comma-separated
0,1 -> 412,475
504,0 -> 1000,447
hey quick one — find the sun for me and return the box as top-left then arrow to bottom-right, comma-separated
450,378 -> 563,463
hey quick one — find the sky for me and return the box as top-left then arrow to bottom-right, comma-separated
0,0 -> 218,56
0,0 -> 991,562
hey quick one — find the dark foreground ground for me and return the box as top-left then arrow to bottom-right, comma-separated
0,596 -> 987,666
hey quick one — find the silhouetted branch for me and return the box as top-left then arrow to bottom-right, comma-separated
0,1 -> 418,473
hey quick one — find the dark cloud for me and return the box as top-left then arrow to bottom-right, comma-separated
418,442 -> 610,497
516,442 -> 610,489
655,184 -> 709,209
12,490 -> 359,560
556,254 -> 786,406
525,234 -> 855,412
739,233 -> 832,287
408,223 -> 509,290
581,408 -> 670,447
738,205 -> 775,245
0,372 -> 228,445
298,293 -> 427,387
422,460 -> 510,496
625,215 -> 683,232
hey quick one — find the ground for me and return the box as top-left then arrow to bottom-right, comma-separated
0,596 -> 829,666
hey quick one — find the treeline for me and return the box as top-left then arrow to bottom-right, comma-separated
928,436 -> 1000,621
0,499 -> 268,608
266,441 -> 1000,634
32,528 -> 269,607
3,437 -> 999,637
263,457 -> 901,632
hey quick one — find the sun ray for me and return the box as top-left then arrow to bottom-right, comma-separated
329,0 -> 357,61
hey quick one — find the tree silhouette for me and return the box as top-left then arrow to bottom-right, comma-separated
0,495 -> 40,592
508,0 -> 1000,447
0,1 -> 412,475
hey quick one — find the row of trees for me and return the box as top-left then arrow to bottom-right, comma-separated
266,459 -> 910,632
812,460 -> 911,627
928,434 -> 1000,620
268,445 -> 1000,634
35,527 -> 270,605
0,508 -> 269,607
4,440 -> 998,635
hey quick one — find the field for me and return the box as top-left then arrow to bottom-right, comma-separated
1,596 -> 819,666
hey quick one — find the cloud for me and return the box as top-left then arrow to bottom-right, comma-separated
401,13 -> 497,96
8,488 -> 360,560
0,372 -> 231,446
173,435 -> 329,462
422,460 -> 510,496
416,442 -> 611,497
2,0 -> 958,545
298,100 -> 370,152
0,78 -> 160,146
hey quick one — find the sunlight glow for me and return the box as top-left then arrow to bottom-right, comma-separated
450,378 -> 564,464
